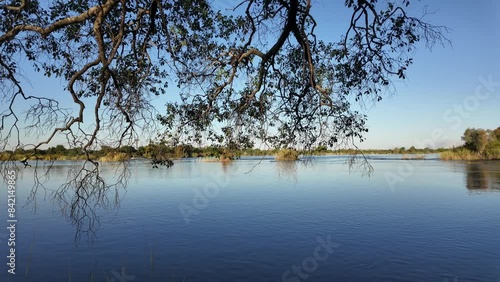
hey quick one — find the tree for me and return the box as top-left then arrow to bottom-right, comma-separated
462,128 -> 489,155
117,145 -> 137,154
47,144 -> 67,155
493,127 -> 500,141
0,1 -> 448,238
100,145 -> 114,154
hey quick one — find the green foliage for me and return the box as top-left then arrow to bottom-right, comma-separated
484,138 -> 500,159
441,127 -> 500,160
493,128 -> 500,141
117,146 -> 137,154
47,145 -> 67,155
462,127 -> 500,155
172,144 -> 194,158
314,146 -> 328,154
462,128 -> 489,154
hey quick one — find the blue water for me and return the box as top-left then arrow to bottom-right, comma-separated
1,156 -> 500,282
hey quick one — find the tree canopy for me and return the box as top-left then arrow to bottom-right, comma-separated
1,0 -> 449,167
0,0 -> 451,242
461,127 -> 500,157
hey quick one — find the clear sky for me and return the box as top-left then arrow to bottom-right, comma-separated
5,0 -> 500,150
310,0 -> 500,149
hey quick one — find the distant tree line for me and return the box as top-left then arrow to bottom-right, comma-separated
1,142 -> 450,163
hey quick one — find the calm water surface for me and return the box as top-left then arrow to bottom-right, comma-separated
1,156 -> 500,282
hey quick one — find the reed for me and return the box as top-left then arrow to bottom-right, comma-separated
440,149 -> 481,160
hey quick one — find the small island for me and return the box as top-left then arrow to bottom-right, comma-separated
275,148 -> 300,161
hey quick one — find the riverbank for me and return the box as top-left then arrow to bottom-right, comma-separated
440,149 -> 500,161
4,147 -> 498,163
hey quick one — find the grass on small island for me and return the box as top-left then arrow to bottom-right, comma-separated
201,150 -> 237,163
201,156 -> 234,163
275,148 -> 300,161
98,152 -> 130,162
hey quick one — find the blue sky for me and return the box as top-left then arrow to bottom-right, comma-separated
5,0 -> 500,150
310,0 -> 500,149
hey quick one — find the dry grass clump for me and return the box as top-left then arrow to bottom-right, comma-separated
201,151 -> 235,163
275,148 -> 300,161
440,149 -> 481,161
99,152 -> 129,162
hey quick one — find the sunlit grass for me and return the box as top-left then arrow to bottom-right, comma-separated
440,149 -> 482,160
200,151 -> 236,163
275,148 -> 300,161
98,152 -> 130,162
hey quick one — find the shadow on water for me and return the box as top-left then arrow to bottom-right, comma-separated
464,161 -> 500,192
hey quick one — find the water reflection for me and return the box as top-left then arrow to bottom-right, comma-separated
465,161 -> 500,191
25,160 -> 130,244
18,158 -> 500,246
275,160 -> 298,181
221,160 -> 233,174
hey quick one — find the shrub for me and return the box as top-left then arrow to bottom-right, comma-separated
275,148 -> 300,161
99,152 -> 129,162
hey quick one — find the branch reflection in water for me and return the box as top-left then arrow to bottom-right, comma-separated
24,160 -> 132,244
